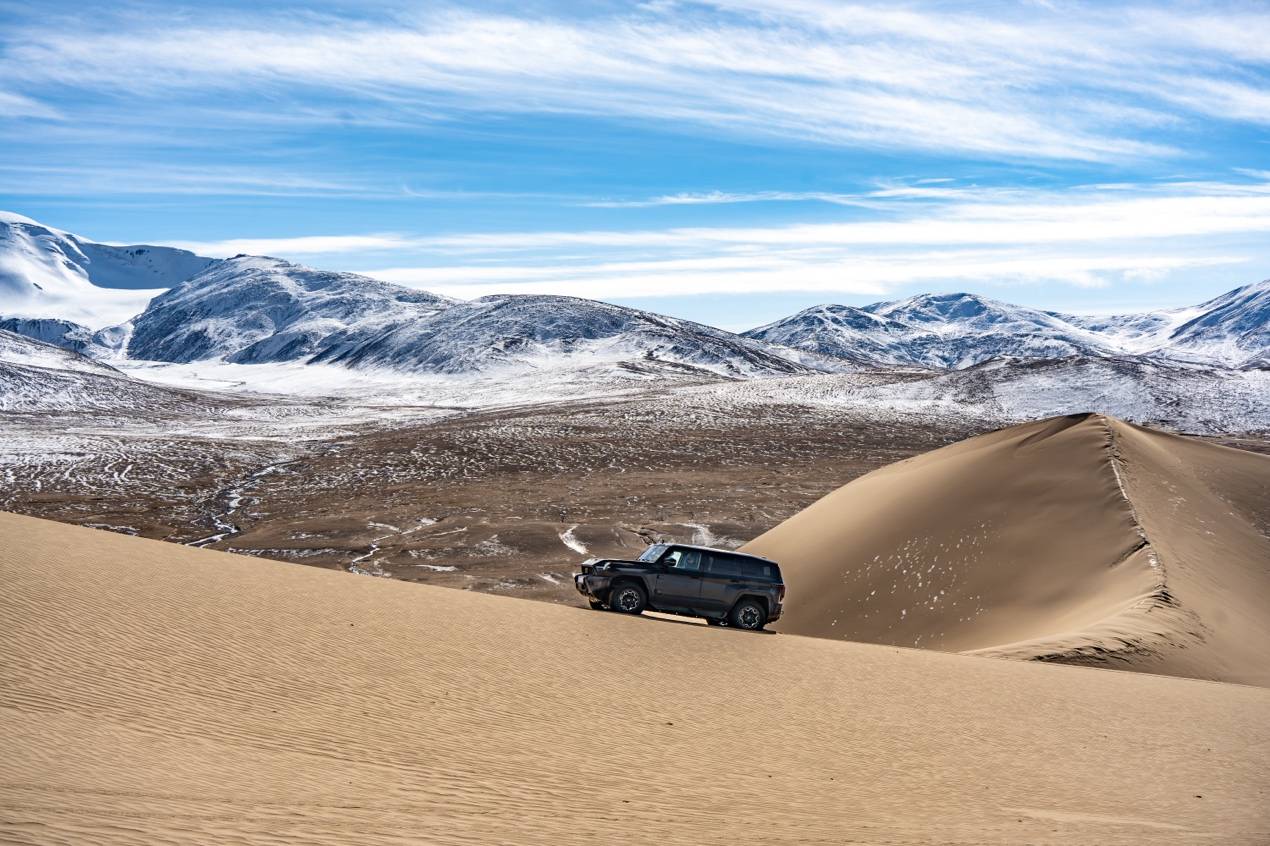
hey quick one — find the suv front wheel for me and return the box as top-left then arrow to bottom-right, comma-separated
730,598 -> 767,631
609,582 -> 647,615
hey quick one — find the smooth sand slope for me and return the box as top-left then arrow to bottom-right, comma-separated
3,511 -> 1270,845
742,413 -> 1270,685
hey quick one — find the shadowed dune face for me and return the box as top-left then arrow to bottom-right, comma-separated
742,413 -> 1270,685
1108,421 -> 1270,685
2,511 -> 1270,844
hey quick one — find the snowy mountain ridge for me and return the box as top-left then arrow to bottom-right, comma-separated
747,284 -> 1270,369
122,256 -> 821,378
127,255 -> 456,365
2,212 -> 1267,378
0,212 -> 215,327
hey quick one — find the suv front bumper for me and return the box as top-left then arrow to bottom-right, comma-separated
574,572 -> 611,600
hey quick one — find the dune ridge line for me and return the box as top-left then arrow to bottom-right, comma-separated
743,413 -> 1270,685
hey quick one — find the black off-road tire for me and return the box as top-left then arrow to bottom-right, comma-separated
608,582 -> 647,615
588,599 -> 606,611
729,599 -> 767,631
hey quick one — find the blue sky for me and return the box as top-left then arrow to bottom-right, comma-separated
2,0 -> 1270,329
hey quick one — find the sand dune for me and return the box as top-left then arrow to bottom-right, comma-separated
742,413 -> 1270,685
2,510 -> 1270,844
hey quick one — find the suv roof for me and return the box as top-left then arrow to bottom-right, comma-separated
658,542 -> 780,567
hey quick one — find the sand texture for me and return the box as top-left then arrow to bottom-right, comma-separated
2,509 -> 1269,844
742,413 -> 1270,685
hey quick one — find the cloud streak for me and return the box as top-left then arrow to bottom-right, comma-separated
4,2 -> 1269,162
156,178 -> 1266,300
424,182 -> 1270,254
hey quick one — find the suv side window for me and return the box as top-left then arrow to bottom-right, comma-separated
663,548 -> 703,571
739,559 -> 775,581
706,554 -> 742,578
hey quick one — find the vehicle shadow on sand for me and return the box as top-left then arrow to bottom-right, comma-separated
637,611 -> 776,634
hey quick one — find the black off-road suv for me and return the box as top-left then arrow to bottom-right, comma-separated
574,543 -> 784,630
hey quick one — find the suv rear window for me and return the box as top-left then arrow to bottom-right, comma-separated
706,554 -> 778,581
705,554 -> 742,578
740,559 -> 778,581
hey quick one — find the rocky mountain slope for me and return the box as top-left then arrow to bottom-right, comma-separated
1158,280 -> 1270,365
308,293 -> 819,377
127,255 -> 455,364
2,211 -> 1266,388
0,317 -> 127,359
0,212 -> 214,327
748,283 -> 1270,369
0,329 -> 208,413
125,256 -> 816,378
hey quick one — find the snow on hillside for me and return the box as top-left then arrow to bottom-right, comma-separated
742,304 -> 923,366
746,292 -> 1115,369
0,329 -> 120,377
310,293 -> 821,378
1,212 -> 1266,435
0,317 -> 128,359
0,212 -> 213,327
126,257 -> 821,379
1165,279 -> 1270,366
750,286 -> 1270,370
1056,308 -> 1202,354
127,256 -> 456,364
0,329 -> 210,413
691,355 -> 1270,435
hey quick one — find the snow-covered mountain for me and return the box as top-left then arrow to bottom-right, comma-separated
128,256 -> 455,364
748,284 -> 1270,369
126,256 -> 818,378
746,293 -> 1113,368
309,293 -> 818,377
0,328 -> 120,377
0,317 -> 127,359
1,214 -> 823,380
0,328 -> 213,413
3,212 -> 1266,381
1159,280 -> 1270,366
0,212 -> 214,327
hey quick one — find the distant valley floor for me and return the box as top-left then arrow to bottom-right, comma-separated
3,369 -> 1268,611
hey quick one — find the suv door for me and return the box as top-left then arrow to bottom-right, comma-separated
653,547 -> 705,609
699,552 -> 743,613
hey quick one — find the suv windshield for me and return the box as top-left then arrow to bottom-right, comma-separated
638,544 -> 667,563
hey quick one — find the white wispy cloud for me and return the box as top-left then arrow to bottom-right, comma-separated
104,177 -> 1267,300
366,251 -> 1240,301
158,234 -> 417,258
585,183 -> 1019,208
292,179 -> 1269,299
0,163 -> 386,198
0,90 -> 61,120
424,185 -> 1270,253
4,2 -> 1268,162
584,191 -> 871,208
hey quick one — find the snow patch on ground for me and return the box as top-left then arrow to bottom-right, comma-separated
559,525 -> 588,555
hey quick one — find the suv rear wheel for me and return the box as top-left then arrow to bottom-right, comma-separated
730,598 -> 767,631
609,582 -> 647,615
